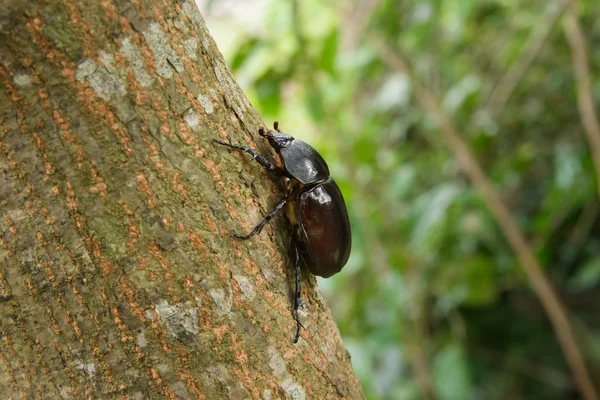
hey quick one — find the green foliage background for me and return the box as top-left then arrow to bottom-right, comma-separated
202,0 -> 600,398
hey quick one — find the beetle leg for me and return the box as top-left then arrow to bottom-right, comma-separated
232,197 -> 288,240
213,138 -> 279,172
293,243 -> 303,343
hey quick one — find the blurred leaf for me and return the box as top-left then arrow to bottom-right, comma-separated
433,343 -> 474,400
443,75 -> 480,114
306,87 -> 325,121
230,38 -> 260,71
320,28 -> 338,76
554,142 -> 583,191
569,257 -> 600,291
255,70 -> 285,115
410,184 -> 460,254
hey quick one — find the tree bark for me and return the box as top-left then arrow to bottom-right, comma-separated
0,0 -> 364,398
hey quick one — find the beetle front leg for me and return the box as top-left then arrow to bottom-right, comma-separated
213,139 -> 280,172
232,197 -> 288,240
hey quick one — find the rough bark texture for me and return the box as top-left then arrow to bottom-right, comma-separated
0,0 -> 364,398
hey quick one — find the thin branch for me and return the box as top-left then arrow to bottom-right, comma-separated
486,0 -> 571,118
370,37 -> 599,400
563,3 -> 600,201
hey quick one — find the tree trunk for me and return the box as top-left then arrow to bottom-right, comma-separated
0,0 -> 364,398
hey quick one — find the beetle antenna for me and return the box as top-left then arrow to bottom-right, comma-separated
273,121 -> 280,132
258,127 -> 266,137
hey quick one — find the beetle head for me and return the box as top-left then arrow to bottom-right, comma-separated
259,122 -> 294,151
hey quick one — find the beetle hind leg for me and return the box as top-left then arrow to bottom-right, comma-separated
292,241 -> 303,343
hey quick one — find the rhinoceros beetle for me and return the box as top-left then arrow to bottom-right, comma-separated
213,121 -> 351,342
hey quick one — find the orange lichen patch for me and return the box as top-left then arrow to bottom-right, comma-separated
229,333 -> 249,365
99,0 -> 119,21
85,236 -> 102,259
119,276 -> 147,322
242,258 -> 259,276
183,276 -> 195,292
177,372 -> 206,400
149,369 -> 177,400
127,225 -> 141,254
203,212 -> 217,232
99,256 -> 114,276
32,132 -> 44,150
89,181 -> 108,196
118,200 -> 135,216
152,160 -> 166,178
152,98 -> 168,120
36,231 -> 48,246
25,278 -> 38,297
89,167 -> 108,197
6,216 -> 17,235
213,324 -> 228,343
195,290 -> 212,332
25,200 -> 35,216
171,172 -> 189,198
230,366 -> 254,395
134,90 -> 149,109
105,110 -> 134,155
72,319 -> 83,340
0,352 -> 19,395
225,203 -> 240,222
275,259 -> 286,278
65,181 -> 78,212
68,278 -> 85,306
150,367 -> 163,385
148,242 -> 169,275
111,306 -> 131,343
217,264 -> 228,281
160,124 -> 170,136
218,127 -> 228,140
187,229 -> 206,254
45,306 -> 62,335
139,256 -> 148,270
75,146 -> 84,169
263,291 -> 273,305
139,44 -> 159,80
113,53 -> 127,70
202,160 -> 221,181
136,173 -> 157,208
42,262 -> 56,283
177,121 -> 195,146
232,297 -> 242,309
176,222 -> 184,233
